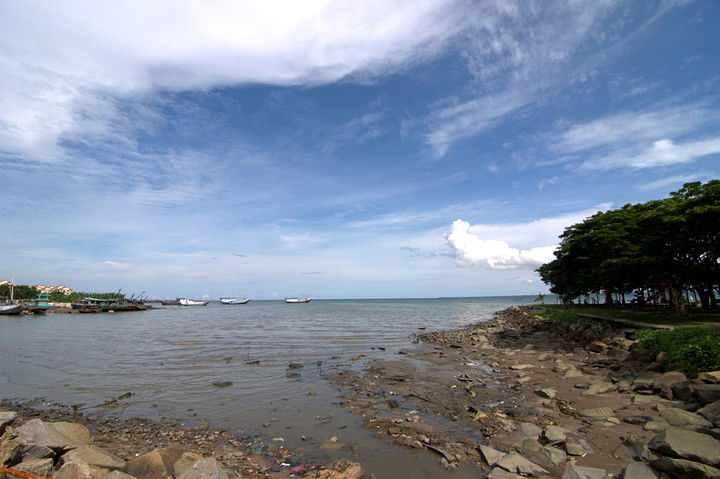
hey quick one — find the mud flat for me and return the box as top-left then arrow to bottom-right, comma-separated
0,399 -> 361,479
329,305 -> 720,478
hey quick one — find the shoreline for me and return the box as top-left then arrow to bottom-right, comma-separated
4,305 -> 720,478
328,305 -> 720,477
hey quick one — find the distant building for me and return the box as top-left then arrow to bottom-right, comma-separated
34,284 -> 74,294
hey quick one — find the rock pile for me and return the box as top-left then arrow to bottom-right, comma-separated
0,414 -> 361,479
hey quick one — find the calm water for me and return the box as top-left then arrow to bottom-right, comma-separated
0,296 -> 537,477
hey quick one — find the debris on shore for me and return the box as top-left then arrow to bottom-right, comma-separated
329,305 -> 720,478
0,402 -> 361,479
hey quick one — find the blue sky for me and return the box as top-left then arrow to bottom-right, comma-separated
1,0 -> 719,299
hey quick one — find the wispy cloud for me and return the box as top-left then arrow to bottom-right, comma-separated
637,171 -> 716,191
581,137 -> 720,171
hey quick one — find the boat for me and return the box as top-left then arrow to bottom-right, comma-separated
161,299 -> 181,305
0,302 -> 23,315
284,297 -> 312,304
72,297 -> 146,312
220,297 -> 251,305
178,298 -> 209,306
24,293 -> 53,313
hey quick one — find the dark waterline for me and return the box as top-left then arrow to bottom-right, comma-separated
0,296 -> 538,478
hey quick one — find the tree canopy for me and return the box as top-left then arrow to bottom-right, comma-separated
537,180 -> 720,314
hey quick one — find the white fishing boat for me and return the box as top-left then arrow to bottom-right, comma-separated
284,297 -> 312,304
178,298 -> 209,306
220,297 -> 251,305
0,302 -> 23,315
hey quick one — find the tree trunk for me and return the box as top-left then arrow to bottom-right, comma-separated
695,287 -> 710,312
670,282 -> 688,316
604,287 -> 613,306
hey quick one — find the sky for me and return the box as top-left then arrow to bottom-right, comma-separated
1,0 -> 719,299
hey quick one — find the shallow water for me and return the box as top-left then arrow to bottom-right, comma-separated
0,296 -> 537,477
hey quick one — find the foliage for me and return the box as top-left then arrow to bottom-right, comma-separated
537,180 -> 720,314
637,327 -> 720,373
534,293 -> 546,305
0,284 -> 124,302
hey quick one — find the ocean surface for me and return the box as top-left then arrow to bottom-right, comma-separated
0,296 -> 539,477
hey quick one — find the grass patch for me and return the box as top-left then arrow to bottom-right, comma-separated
543,304 -> 720,328
538,307 -> 592,326
637,327 -> 720,374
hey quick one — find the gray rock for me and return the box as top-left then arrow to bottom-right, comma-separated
644,417 -> 671,432
659,406 -> 713,431
693,385 -> 720,404
486,467 -> 523,479
565,368 -> 585,378
0,412 -> 17,434
520,439 -> 566,469
61,445 -> 126,470
579,407 -> 614,418
653,371 -> 688,390
20,444 -> 55,461
102,472 -> 139,479
15,419 -> 83,450
561,463 -> 609,479
496,452 -> 548,476
479,445 -> 506,466
623,462 -> 659,479
699,401 -> 720,427
634,372 -> 663,390
54,461 -> 93,479
50,423 -> 91,446
536,388 -> 557,399
649,426 -> 720,466
616,379 -> 633,392
625,434 -> 652,461
173,452 -> 204,477
125,447 -> 184,479
510,364 -> 535,370
652,456 -> 720,479
583,381 -> 616,395
544,425 -> 569,443
566,435 -> 594,456
699,372 -> 720,384
518,422 -> 542,440
16,458 -> 54,476
176,458 -> 229,479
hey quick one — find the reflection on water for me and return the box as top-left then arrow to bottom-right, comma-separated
0,297 -> 535,478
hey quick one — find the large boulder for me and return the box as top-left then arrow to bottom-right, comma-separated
175,458 -> 228,479
19,444 -> 56,462
561,463 -> 609,479
54,461 -> 94,479
699,401 -> 720,428
15,419 -> 89,451
496,453 -> 548,476
519,439 -> 566,469
61,445 -> 126,470
15,457 -> 55,476
651,456 -> 720,478
102,472 -> 138,479
125,447 -> 184,479
693,385 -> 720,404
0,412 -> 17,434
659,406 -> 713,431
649,427 -> 720,466
699,372 -> 720,384
653,371 -> 688,390
622,462 -> 659,479
173,452 -> 203,477
486,468 -> 523,479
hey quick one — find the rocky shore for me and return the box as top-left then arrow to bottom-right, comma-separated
329,305 -> 720,478
0,401 -> 361,479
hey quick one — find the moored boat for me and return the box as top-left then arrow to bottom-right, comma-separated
220,297 -> 251,304
284,297 -> 312,303
178,298 -> 209,306
0,302 -> 23,315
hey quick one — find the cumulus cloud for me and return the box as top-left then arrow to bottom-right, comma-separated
446,206 -> 608,270
447,220 -> 556,270
0,0 -> 466,161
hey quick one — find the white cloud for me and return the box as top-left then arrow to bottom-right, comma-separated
447,219 -> 556,270
557,103 -> 719,152
0,0 -> 467,161
637,171 -> 716,191
581,137 -> 720,171
446,205 -> 608,270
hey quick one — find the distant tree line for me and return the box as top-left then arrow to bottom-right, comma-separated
537,180 -> 720,315
0,284 -> 124,303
